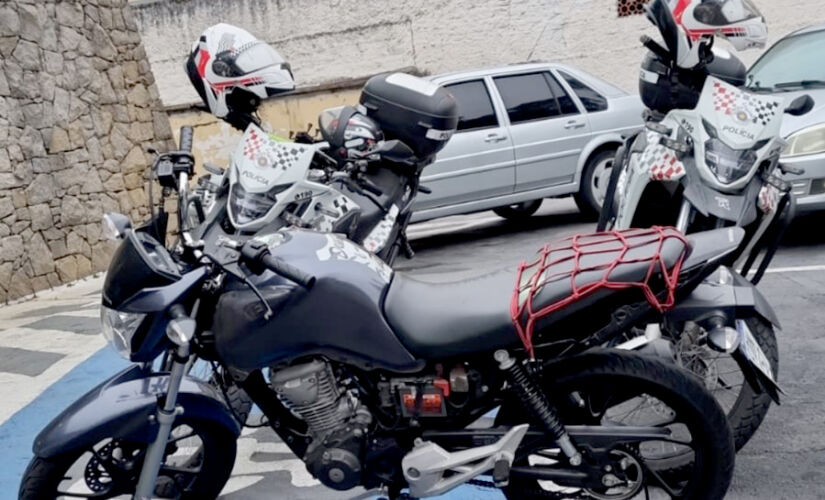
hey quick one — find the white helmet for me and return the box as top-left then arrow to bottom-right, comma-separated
186,23 -> 294,123
672,0 -> 767,51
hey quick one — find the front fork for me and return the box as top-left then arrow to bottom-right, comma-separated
675,198 -> 692,232
134,334 -> 192,498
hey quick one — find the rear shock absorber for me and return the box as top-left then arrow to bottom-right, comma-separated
495,350 -> 582,466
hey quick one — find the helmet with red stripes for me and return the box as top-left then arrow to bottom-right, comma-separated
186,24 -> 294,122
671,0 -> 767,51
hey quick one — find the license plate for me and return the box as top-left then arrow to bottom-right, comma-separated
737,319 -> 775,382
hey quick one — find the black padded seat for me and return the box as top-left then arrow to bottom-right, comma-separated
384,229 -> 692,359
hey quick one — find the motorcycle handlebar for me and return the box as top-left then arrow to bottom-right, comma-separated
235,239 -> 316,289
261,253 -> 316,289
640,35 -> 671,62
179,126 -> 194,153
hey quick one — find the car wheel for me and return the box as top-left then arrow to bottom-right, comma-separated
574,149 -> 616,218
493,200 -> 542,220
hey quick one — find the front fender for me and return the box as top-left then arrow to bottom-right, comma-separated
33,364 -> 241,458
613,149 -> 653,229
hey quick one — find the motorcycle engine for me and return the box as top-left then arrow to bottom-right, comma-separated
270,359 -> 371,490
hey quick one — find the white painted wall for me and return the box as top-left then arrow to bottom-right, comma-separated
132,0 -> 825,107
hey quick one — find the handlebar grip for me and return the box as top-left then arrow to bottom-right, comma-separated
261,254 -> 316,289
179,126 -> 194,153
360,178 -> 383,196
779,163 -> 805,176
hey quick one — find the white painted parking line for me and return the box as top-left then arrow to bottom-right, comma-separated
408,216 -> 501,239
765,264 -> 825,274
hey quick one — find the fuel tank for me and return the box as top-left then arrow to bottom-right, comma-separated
211,229 -> 423,373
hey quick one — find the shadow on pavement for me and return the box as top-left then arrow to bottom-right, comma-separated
780,211 -> 825,247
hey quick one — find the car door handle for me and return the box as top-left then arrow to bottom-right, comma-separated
564,120 -> 586,130
484,133 -> 508,143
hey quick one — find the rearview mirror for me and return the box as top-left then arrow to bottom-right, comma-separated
102,213 -> 132,240
785,95 -> 815,116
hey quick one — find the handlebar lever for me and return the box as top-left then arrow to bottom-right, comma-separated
778,163 -> 805,176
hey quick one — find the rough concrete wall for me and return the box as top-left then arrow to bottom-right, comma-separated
134,0 -> 825,108
0,0 -> 174,301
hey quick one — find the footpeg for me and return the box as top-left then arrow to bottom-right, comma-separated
402,424 -> 528,498
492,458 -> 511,487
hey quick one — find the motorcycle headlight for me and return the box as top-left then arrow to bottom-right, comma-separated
100,305 -> 145,359
228,182 -> 291,226
782,123 -> 825,158
704,138 -> 762,185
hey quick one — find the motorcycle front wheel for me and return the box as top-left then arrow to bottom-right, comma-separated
496,350 -> 735,500
19,418 -> 236,500
675,315 -> 778,451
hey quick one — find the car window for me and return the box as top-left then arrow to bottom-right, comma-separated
444,80 -> 499,132
494,72 -> 578,124
747,31 -> 825,91
545,73 -> 580,115
559,71 -> 608,112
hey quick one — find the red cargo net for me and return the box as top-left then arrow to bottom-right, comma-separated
511,227 -> 689,359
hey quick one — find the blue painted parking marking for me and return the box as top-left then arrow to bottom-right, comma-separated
0,346 -> 128,500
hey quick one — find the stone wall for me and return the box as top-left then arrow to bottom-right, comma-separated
134,0 -> 825,108
0,0 -> 174,301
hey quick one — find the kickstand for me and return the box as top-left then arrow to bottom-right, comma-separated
385,485 -> 415,500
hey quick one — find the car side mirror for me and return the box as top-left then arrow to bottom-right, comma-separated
785,95 -> 815,116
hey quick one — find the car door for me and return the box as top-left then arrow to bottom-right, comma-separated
414,78 -> 516,211
491,71 -> 592,193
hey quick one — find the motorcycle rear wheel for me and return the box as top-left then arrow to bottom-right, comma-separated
496,350 -> 735,500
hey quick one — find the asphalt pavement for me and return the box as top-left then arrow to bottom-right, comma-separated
1,198 -> 824,499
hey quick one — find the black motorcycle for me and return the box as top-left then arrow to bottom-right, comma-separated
20,130 -> 774,500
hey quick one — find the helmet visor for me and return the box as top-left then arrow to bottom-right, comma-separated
738,0 -> 763,21
706,0 -> 762,25
233,42 -> 286,74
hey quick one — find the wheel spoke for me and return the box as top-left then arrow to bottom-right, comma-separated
168,431 -> 197,444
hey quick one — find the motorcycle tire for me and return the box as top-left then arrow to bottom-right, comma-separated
493,200 -> 543,220
19,418 -> 236,500
213,375 -> 254,426
723,316 -> 778,451
497,350 -> 735,500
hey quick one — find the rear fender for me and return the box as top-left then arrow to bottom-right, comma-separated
33,364 -> 241,458
667,266 -> 780,328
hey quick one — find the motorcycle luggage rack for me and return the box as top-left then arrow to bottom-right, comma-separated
511,227 -> 689,358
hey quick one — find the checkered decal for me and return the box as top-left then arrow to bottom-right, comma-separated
640,131 -> 686,182
313,194 -> 357,233
712,81 -> 781,127
758,184 -> 780,214
242,128 -> 307,172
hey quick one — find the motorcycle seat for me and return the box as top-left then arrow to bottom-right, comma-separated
384,229 -> 691,359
